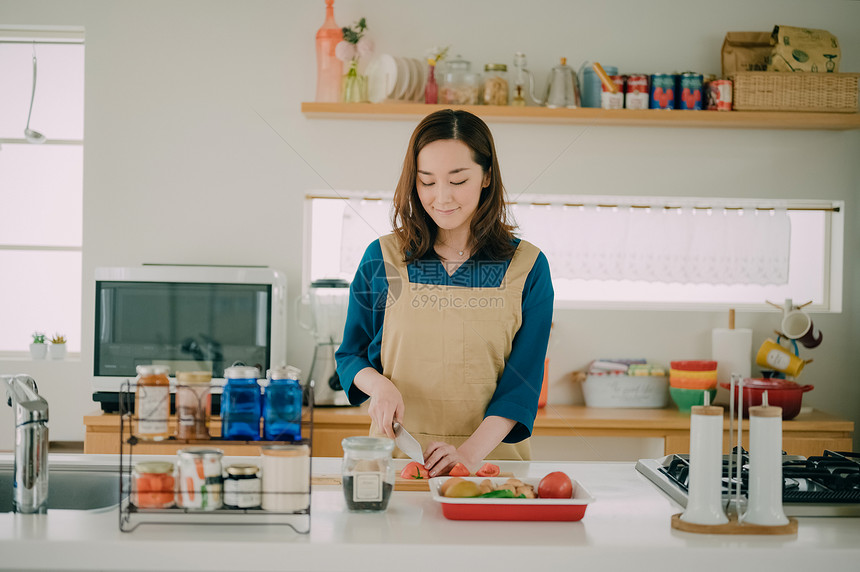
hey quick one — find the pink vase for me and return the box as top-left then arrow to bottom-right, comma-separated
315,0 -> 343,102
424,63 -> 438,104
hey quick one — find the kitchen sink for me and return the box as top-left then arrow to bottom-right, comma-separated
0,465 -> 127,512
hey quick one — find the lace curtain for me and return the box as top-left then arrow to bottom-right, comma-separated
337,197 -> 791,286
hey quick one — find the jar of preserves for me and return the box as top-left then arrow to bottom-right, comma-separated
176,447 -> 224,510
221,366 -> 262,441
132,461 -> 175,509
483,64 -> 509,106
440,56 -> 481,105
224,464 -> 262,509
135,364 -> 171,440
341,436 -> 395,512
263,366 -> 303,442
175,370 -> 212,440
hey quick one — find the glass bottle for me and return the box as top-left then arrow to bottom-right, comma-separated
424,59 -> 438,104
511,52 -> 529,106
263,366 -> 303,441
135,364 -> 171,440
220,366 -> 262,441
341,436 -> 395,512
315,0 -> 343,102
132,461 -> 175,509
175,370 -> 212,440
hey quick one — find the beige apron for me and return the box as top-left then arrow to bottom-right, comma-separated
373,234 -> 540,461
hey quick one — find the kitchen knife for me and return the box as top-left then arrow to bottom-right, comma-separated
393,422 -> 424,464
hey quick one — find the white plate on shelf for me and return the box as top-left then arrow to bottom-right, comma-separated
365,54 -> 398,103
409,58 -> 427,101
394,56 -> 412,100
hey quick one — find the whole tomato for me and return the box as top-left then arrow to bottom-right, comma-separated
538,471 -> 573,499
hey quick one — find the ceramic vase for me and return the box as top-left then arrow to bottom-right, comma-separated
48,344 -> 67,360
29,343 -> 47,360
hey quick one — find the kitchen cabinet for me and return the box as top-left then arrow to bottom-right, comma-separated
84,405 -> 853,459
301,102 -> 860,130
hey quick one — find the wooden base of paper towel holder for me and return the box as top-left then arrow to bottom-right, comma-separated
671,513 -> 798,535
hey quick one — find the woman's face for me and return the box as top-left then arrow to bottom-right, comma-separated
416,139 -> 490,237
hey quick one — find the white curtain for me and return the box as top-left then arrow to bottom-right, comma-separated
335,196 -> 792,286
511,203 -> 791,285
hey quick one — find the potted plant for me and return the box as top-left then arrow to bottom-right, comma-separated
30,331 -> 47,359
48,333 -> 67,360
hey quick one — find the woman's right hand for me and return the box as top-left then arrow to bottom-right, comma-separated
353,367 -> 404,439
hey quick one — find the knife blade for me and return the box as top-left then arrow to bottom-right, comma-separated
392,422 -> 424,464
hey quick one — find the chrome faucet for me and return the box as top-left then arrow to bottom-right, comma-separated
2,374 -> 49,514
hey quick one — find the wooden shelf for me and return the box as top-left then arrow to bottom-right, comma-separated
301,102 -> 860,130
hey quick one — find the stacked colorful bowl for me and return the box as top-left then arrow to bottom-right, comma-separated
669,360 -> 718,412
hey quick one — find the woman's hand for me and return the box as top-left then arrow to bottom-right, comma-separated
353,368 -> 404,439
423,442 -> 481,477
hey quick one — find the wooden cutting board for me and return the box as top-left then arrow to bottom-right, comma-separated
312,472 -> 515,492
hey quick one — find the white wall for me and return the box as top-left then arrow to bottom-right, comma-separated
1,0 -> 858,457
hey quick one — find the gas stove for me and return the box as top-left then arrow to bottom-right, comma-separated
635,450 -> 860,517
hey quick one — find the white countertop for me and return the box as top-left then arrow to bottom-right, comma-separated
1,455 -> 858,571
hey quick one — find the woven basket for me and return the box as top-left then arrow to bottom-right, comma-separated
732,72 -> 860,113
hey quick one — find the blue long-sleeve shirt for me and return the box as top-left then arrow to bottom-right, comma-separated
335,238 -> 554,443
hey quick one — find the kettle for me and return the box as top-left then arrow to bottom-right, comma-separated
517,53 -> 581,108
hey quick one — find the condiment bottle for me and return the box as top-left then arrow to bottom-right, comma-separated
135,364 -> 171,440
483,64 -> 509,106
175,370 -> 212,440
263,366 -> 303,442
224,464 -> 262,509
221,366 -> 262,441
341,436 -> 395,512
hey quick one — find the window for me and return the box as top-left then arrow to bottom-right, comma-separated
0,30 -> 84,353
303,192 -> 843,312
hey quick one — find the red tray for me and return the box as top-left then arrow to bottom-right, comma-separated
429,476 -> 594,522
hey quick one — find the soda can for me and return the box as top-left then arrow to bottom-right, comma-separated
649,74 -> 675,109
176,447 -> 224,510
625,74 -> 649,109
600,75 -> 625,109
678,72 -> 704,110
707,79 -> 733,111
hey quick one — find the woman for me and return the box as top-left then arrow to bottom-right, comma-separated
336,109 -> 553,477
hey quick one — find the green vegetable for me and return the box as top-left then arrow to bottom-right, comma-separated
479,489 -> 516,498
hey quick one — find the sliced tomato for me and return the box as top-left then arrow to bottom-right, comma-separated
475,462 -> 501,477
448,462 -> 470,477
399,461 -> 430,480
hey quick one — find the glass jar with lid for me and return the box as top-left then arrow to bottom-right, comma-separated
440,55 -> 481,105
224,463 -> 262,509
175,370 -> 212,440
132,461 -> 175,508
483,64 -> 509,106
221,365 -> 262,441
263,366 -> 303,442
341,436 -> 395,512
135,364 -> 171,440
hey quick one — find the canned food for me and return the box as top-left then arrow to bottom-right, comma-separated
224,464 -> 262,509
176,448 -> 224,510
625,74 -> 649,109
600,75 -> 625,109
678,72 -> 704,110
707,79 -> 733,111
649,74 -> 675,109
132,461 -> 175,509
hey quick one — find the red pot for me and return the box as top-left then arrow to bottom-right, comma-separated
719,378 -> 814,420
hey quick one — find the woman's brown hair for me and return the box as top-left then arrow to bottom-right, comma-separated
392,109 -> 517,263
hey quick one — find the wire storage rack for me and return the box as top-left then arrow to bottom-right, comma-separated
118,380 -> 313,533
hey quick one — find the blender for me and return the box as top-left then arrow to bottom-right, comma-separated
298,278 -> 353,406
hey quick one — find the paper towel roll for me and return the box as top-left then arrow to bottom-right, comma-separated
712,328 -> 752,404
